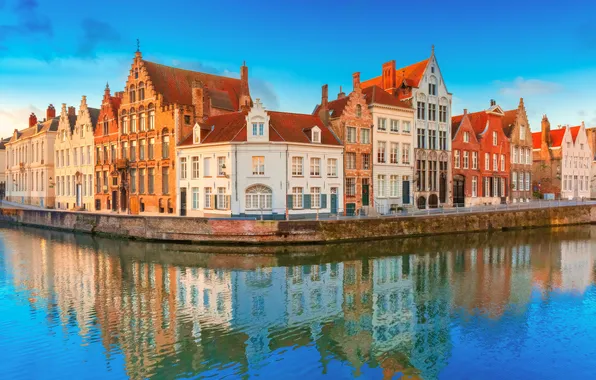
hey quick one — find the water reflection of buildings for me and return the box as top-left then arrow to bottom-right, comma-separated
4,226 -> 596,379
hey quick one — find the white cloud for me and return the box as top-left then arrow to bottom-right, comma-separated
495,77 -> 562,97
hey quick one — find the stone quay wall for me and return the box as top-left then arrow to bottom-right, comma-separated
0,205 -> 594,245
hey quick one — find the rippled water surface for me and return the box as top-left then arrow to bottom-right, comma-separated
1,224 -> 596,379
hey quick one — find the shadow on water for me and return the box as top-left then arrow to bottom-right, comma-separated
0,222 -> 595,380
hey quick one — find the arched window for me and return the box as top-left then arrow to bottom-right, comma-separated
139,105 -> 146,131
129,85 -> 136,103
103,116 -> 109,135
122,116 -> 128,134
148,103 -> 155,130
138,82 -> 145,101
131,114 -> 137,133
356,104 -> 362,118
245,184 -> 272,210
162,129 -> 170,159
134,68 -> 139,79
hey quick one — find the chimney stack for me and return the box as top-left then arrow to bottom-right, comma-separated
68,106 -> 76,116
318,84 -> 329,126
46,104 -> 56,120
542,115 -> 551,146
381,60 -> 396,90
239,61 -> 251,110
337,85 -> 345,99
352,72 -> 360,90
29,113 -> 37,127
490,99 -> 496,106
464,109 -> 468,115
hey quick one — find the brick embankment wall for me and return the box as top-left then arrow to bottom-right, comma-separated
0,206 -> 594,245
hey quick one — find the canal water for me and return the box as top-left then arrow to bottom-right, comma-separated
1,225 -> 595,380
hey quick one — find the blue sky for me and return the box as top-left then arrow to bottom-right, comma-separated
1,0 -> 596,136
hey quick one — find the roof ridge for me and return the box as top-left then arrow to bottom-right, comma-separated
142,59 -> 241,81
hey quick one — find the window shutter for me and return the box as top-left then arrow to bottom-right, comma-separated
304,194 -> 311,209
286,194 -> 293,209
214,194 -> 218,209
321,194 -> 327,209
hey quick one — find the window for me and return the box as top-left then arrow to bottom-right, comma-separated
378,118 -> 387,131
180,157 -> 187,180
493,154 -> 498,171
252,156 -> 265,175
439,131 -> 447,150
346,178 -> 356,196
245,185 -> 272,210
439,105 -> 447,123
74,148 -> 78,166
485,153 -> 490,170
472,176 -> 477,197
513,146 -> 518,164
161,167 -> 169,194
129,86 -> 136,103
417,102 -> 426,120
103,171 -> 108,193
493,177 -> 499,197
387,142 -> 398,164
454,150 -> 460,168
362,153 -> 370,169
417,128 -> 426,149
131,141 -> 137,162
148,138 -> 155,159
347,127 -> 357,143
311,187 -> 321,208
520,125 -> 526,140
512,172 -> 518,190
192,187 -> 200,209
500,154 -> 505,171
148,168 -> 154,194
66,149 -> 70,166
252,122 -> 264,136
292,187 -> 303,208
96,172 -> 101,193
312,129 -> 320,143
390,175 -> 399,197
356,104 -> 362,118
216,187 -> 228,209
525,148 -> 530,165
183,115 -> 191,125
310,157 -> 321,176
217,157 -> 226,176
131,115 -> 137,133
403,121 -> 411,133
103,117 -> 109,135
140,113 -> 146,131
121,142 -> 128,160
327,158 -> 338,177
463,151 -> 469,169
428,103 -> 436,121
192,156 -> 200,179
162,135 -> 170,158
390,119 -> 399,132
377,141 -> 386,163
463,132 -> 469,143
204,187 -> 212,208
346,153 -> 356,170
139,139 -> 146,160
428,82 -> 436,95
402,144 -> 411,164
148,110 -> 155,130
525,173 -> 530,191
492,131 -> 498,146
203,157 -> 211,177
377,175 -> 386,197
472,151 -> 478,169
87,146 -> 91,166
361,128 -> 370,144
292,157 -> 303,176
130,169 -> 137,193
139,169 -> 145,194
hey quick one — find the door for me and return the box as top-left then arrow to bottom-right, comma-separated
111,190 -> 118,211
76,184 -> 82,207
402,180 -> 410,205
453,175 -> 465,207
439,173 -> 447,203
362,184 -> 370,206
120,189 -> 127,212
180,187 -> 187,216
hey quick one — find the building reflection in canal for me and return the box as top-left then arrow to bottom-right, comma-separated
1,224 -> 595,379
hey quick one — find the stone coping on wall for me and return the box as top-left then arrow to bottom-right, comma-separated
0,205 -> 594,245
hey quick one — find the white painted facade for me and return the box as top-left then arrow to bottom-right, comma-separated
371,102 -> 415,214
413,51 -> 453,208
54,99 -> 98,211
176,102 -> 344,218
591,161 -> 596,199
560,124 -> 592,200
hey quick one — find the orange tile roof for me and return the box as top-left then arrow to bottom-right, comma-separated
361,58 -> 429,89
452,111 -> 489,137
501,109 -> 518,138
532,131 -> 541,149
179,110 -> 341,146
549,128 -> 566,147
142,60 -> 243,110
362,85 -> 412,109
570,125 -> 581,142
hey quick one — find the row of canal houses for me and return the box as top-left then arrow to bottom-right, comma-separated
3,47 -> 595,217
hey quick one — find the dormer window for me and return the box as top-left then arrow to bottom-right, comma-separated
311,126 -> 321,143
252,122 -> 264,136
193,123 -> 200,144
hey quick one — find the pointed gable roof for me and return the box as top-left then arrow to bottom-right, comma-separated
452,110 -> 489,137
570,125 -> 581,142
362,85 -> 412,109
142,60 -> 243,109
501,109 -> 518,138
361,59 -> 429,89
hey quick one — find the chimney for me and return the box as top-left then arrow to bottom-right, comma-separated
28,113 -> 37,127
337,85 -> 345,99
81,95 -> 88,109
381,60 -> 396,90
352,72 -> 361,90
490,99 -> 496,106
239,61 -> 251,110
463,109 -> 468,115
192,80 -> 210,120
46,104 -> 56,120
542,115 -> 551,146
318,84 -> 329,126
68,106 -> 76,116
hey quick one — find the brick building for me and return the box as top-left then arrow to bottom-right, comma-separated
93,84 -> 123,211
586,127 -> 596,198
451,100 -> 510,205
102,48 -> 251,214
315,73 -> 374,216
502,98 -> 533,203
450,109 -> 481,207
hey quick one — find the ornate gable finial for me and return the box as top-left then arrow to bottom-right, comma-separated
136,38 -> 140,52
431,44 -> 435,56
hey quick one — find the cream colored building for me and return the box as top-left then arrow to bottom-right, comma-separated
5,105 -> 58,208
54,97 -> 99,210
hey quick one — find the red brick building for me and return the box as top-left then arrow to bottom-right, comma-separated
451,100 -> 510,205
99,48 -> 251,214
314,73 -> 374,216
93,84 -> 123,211
450,109 -> 481,206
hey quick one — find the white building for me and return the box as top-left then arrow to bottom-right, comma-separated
560,123 -> 592,200
54,98 -> 99,210
176,100 -> 344,218
364,86 -> 415,214
5,105 -> 58,208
